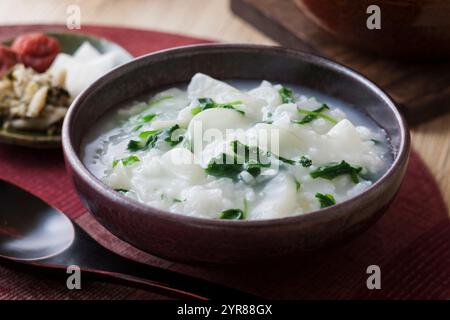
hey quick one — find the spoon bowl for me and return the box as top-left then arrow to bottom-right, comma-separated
0,181 -> 74,261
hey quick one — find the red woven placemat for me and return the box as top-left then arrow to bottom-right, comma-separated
0,25 -> 449,300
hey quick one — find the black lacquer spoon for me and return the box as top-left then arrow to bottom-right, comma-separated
0,180 -> 257,300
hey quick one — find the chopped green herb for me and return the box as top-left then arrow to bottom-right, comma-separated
243,160 -> 266,177
140,113 -> 157,123
243,198 -> 249,219
114,188 -> 128,193
127,132 -> 158,151
160,192 -> 184,203
315,193 -> 336,208
127,125 -> 184,152
161,124 -> 184,146
275,155 -> 297,165
206,140 -> 316,180
300,156 -> 312,167
205,153 -> 243,179
205,141 -> 272,180
294,178 -> 301,192
279,86 -> 295,104
233,140 -> 271,177
371,139 -> 381,144
191,98 -> 244,115
205,141 -> 314,180
293,104 -> 336,125
220,208 -> 244,220
139,130 -> 159,139
275,154 -> 312,168
262,112 -> 274,124
113,155 -> 140,168
121,155 -> 140,167
310,160 -> 362,183
191,106 -> 202,115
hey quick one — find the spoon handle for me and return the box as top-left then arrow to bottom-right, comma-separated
75,253 -> 254,300
38,223 -> 257,300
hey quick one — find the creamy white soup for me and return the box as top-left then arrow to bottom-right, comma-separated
83,73 -> 391,220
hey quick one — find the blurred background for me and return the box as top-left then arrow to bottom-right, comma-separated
0,0 -> 274,44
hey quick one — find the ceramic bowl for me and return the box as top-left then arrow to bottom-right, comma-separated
62,44 -> 410,264
295,0 -> 450,60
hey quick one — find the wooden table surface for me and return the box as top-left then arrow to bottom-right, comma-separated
1,0 -> 449,212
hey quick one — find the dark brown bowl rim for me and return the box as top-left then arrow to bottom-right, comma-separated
62,43 -> 410,228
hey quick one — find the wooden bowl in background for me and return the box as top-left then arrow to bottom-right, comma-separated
295,0 -> 450,60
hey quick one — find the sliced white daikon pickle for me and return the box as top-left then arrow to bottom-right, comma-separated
49,53 -> 75,72
250,173 -> 297,219
248,80 -> 282,107
73,42 -> 101,61
151,119 -> 179,130
187,73 -> 264,120
296,97 -> 322,110
160,148 -> 206,183
177,107 -> 194,128
329,108 -> 347,122
146,88 -> 188,120
65,51 -> 117,97
271,103 -> 298,124
188,73 -> 238,100
311,118 -> 335,135
327,119 -> 363,147
181,186 -> 229,218
187,108 -> 251,154
103,165 -> 133,190
247,123 -> 305,159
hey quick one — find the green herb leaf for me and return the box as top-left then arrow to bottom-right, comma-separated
192,98 -> 244,115
205,140 -> 272,180
161,124 -> 184,146
263,112 -> 274,124
293,104 -> 336,125
205,153 -> 243,179
140,113 -> 157,123
300,156 -> 312,167
139,130 -> 159,139
127,125 -> 184,152
275,154 -> 312,168
315,193 -> 336,208
279,86 -> 295,104
113,155 -> 140,168
243,198 -> 249,219
310,160 -> 362,183
295,178 -> 301,192
371,139 -> 381,144
191,107 -> 202,115
114,188 -> 128,193
220,208 -> 244,220
121,155 -> 140,167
